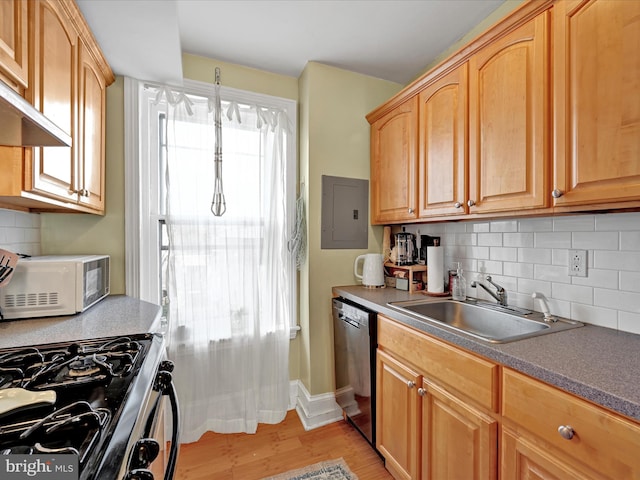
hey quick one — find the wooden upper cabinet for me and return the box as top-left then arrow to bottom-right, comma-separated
418,64 -> 468,218
467,11 -> 550,214
0,0 -> 28,89
28,0 -> 78,204
77,42 -> 106,211
370,97 -> 419,224
553,0 -> 640,207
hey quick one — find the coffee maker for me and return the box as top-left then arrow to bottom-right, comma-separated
395,229 -> 417,265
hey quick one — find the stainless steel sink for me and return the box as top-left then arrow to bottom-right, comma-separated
387,299 -> 583,343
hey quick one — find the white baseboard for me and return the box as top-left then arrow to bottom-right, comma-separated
289,380 -> 343,431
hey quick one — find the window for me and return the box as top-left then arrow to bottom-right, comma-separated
125,78 -> 298,338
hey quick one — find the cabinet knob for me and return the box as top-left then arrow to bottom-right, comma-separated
417,387 -> 426,396
408,208 -> 414,214
552,189 -> 564,198
454,202 -> 462,209
407,381 -> 415,389
467,200 -> 476,207
557,425 -> 575,440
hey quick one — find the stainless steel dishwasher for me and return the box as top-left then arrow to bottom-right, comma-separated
332,297 -> 377,447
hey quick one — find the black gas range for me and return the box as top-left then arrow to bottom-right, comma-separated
0,333 -> 179,480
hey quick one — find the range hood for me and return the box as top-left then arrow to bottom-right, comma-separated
0,80 -> 71,147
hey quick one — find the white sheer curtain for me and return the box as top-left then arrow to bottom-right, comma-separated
161,90 -> 292,442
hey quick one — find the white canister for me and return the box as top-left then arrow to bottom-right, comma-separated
354,253 -> 385,287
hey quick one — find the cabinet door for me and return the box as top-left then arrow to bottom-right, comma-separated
501,427 -> 601,480
418,65 -> 467,218
421,381 -> 497,480
468,11 -> 550,214
28,0 -> 77,203
370,97 -> 418,224
376,349 -> 421,480
77,42 -> 105,212
553,0 -> 640,207
0,0 -> 28,89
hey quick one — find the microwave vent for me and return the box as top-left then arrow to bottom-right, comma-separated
5,292 -> 59,308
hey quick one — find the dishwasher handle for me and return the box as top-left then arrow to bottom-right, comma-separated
338,313 -> 361,329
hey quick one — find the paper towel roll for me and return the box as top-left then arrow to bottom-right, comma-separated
427,246 -> 444,293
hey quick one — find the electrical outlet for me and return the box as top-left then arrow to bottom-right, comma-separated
568,249 -> 587,277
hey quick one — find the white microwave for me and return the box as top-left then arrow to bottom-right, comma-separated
0,254 -> 110,319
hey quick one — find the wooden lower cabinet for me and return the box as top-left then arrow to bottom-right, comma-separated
501,426 -> 599,480
422,380 -> 497,480
376,350 -> 420,480
376,316 -> 498,480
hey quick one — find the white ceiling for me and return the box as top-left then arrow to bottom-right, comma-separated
77,0 -> 505,86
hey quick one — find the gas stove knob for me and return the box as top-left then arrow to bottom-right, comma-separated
159,360 -> 174,373
125,468 -> 154,480
130,438 -> 160,470
153,370 -> 173,393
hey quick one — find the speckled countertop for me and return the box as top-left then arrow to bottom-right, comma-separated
0,295 -> 162,349
334,285 -> 640,422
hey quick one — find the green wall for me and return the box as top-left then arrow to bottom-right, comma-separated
298,62 -> 400,395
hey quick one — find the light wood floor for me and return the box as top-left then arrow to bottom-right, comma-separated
174,410 -> 393,479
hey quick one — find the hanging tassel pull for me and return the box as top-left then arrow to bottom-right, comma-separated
211,67 -> 226,216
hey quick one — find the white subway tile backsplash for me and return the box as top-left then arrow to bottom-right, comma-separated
594,251 -> 640,272
490,220 -> 518,232
571,268 -> 619,289
535,232 -> 572,249
553,215 -> 595,232
620,232 -> 640,251
571,304 -> 618,329
595,212 -> 640,231
594,288 -> 640,313
552,282 -> 593,304
444,222 -> 467,233
465,246 -> 490,259
518,247 -> 551,265
477,233 -> 502,247
454,233 -> 477,246
551,249 -> 568,266
518,278 -> 552,297
476,260 -> 503,275
503,232 -> 534,248
407,212 -> 640,334
619,312 -> 640,335
518,217 -> 553,232
572,231 -> 618,250
489,247 -> 517,262
619,271 -> 640,293
0,209 -> 41,257
534,264 -> 570,283
504,261 -> 534,279
468,222 -> 490,233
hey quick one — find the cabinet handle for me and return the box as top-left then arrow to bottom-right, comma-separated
81,189 -> 90,197
454,202 -> 462,208
408,208 -> 414,214
467,200 -> 476,207
557,425 -> 575,440
552,189 -> 564,198
417,387 -> 426,396
407,381 -> 415,389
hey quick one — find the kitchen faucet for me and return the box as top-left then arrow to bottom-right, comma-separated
470,275 -> 507,306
